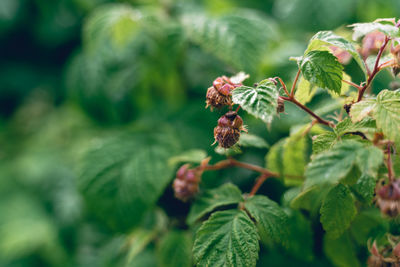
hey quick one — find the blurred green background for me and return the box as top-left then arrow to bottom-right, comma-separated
1,0 -> 400,266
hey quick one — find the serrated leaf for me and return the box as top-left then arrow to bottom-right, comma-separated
168,149 -> 207,167
193,209 -> 259,267
265,139 -> 285,177
187,183 -> 243,225
350,22 -> 400,40
282,131 -> 308,186
320,184 -> 357,238
352,174 -> 376,204
374,90 -> 400,146
305,141 -> 362,188
238,133 -> 269,148
355,145 -> 383,176
350,99 -> 377,122
157,230 -> 192,267
78,132 -> 180,230
232,80 -> 279,124
306,31 -> 367,76
244,195 -> 289,245
335,117 -> 376,137
312,131 -> 337,155
324,233 -> 359,267
294,76 -> 318,105
298,50 -> 343,94
291,185 -> 332,217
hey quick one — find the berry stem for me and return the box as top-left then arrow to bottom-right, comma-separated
387,143 -> 395,182
290,69 -> 301,97
249,173 -> 269,196
357,36 -> 390,102
277,77 -> 290,96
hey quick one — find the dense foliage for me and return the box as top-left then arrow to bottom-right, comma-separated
1,0 -> 400,266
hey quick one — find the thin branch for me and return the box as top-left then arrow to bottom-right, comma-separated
290,98 -> 334,127
357,36 -> 390,102
276,77 -> 290,96
387,143 -> 394,182
342,79 -> 362,90
249,174 -> 270,196
290,69 -> 301,97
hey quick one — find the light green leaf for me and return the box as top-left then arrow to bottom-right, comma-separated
294,76 -> 318,105
238,133 -> 269,148
193,210 -> 259,267
335,117 -> 376,137
320,184 -> 357,238
355,145 -> 383,176
350,99 -> 377,122
374,90 -> 400,146
157,230 -> 192,267
244,195 -> 289,245
298,50 -> 343,94
265,139 -> 285,177
305,141 -> 362,188
324,233 -> 359,267
350,22 -> 400,40
291,185 -> 332,217
168,149 -> 207,167
312,131 -> 337,155
306,31 -> 367,76
282,131 -> 308,186
187,183 -> 243,225
232,80 -> 279,124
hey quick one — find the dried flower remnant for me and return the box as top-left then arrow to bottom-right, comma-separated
173,164 -> 202,202
206,76 -> 241,110
376,179 -> 400,217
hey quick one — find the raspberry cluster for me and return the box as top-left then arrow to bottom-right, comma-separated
172,164 -> 202,202
213,111 -> 245,148
368,238 -> 400,267
376,179 -> 400,217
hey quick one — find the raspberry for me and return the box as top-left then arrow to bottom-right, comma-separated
173,164 -> 202,202
376,179 -> 400,217
214,111 -> 245,148
206,76 -> 239,111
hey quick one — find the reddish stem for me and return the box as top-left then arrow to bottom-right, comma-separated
342,79 -> 362,90
357,36 -> 390,102
249,174 -> 270,196
290,69 -> 301,97
277,77 -> 290,96
387,144 -> 394,182
290,98 -> 334,127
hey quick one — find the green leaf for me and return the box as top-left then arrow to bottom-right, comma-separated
78,132 -> 180,230
374,90 -> 400,146
349,99 -> 377,122
350,22 -> 400,40
291,185 -> 332,216
305,141 -> 362,188
349,209 -> 389,245
298,50 -> 343,94
352,174 -> 376,204
187,183 -> 243,225
265,139 -> 285,177
244,195 -> 289,245
168,149 -> 207,167
214,145 -> 242,156
320,184 -> 357,238
232,80 -> 279,124
324,233 -> 359,267
193,210 -> 259,267
294,76 -> 318,105
335,117 -> 376,137
355,145 -> 383,176
238,133 -> 269,148
157,230 -> 192,267
282,131 -> 308,186
312,131 -> 337,155
306,31 -> 367,76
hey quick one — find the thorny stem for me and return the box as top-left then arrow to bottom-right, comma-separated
387,143 -> 394,182
357,36 -> 390,102
290,69 -> 301,97
342,79 -> 362,90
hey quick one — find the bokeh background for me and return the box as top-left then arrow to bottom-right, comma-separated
1,0 -> 400,266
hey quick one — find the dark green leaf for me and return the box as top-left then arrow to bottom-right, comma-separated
298,50 -> 343,94
320,184 -> 357,238
324,233 -> 359,267
244,195 -> 289,245
187,183 -> 243,225
157,230 -> 192,267
232,80 -> 279,124
193,210 -> 259,267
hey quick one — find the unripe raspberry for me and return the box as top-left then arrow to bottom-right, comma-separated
376,179 -> 400,217
214,111 -> 245,148
173,164 -> 202,202
360,31 -> 386,59
367,239 -> 400,267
